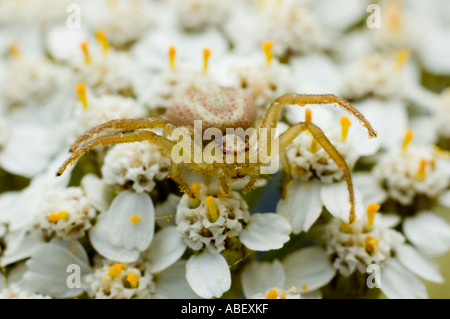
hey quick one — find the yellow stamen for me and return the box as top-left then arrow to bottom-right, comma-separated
80,42 -> 90,64
96,30 -> 109,56
205,196 -> 219,223
126,273 -> 139,288
340,116 -> 351,141
395,48 -> 410,71
9,43 -> 21,59
266,288 -> 278,299
129,214 -> 141,224
108,263 -> 125,278
366,203 -> 380,228
48,211 -> 70,223
417,159 -> 427,181
310,137 -> 318,153
305,109 -> 312,123
76,83 -> 88,110
402,129 -> 413,153
302,285 -> 308,291
169,46 -> 176,71
262,41 -> 273,66
365,236 -> 378,256
203,48 -> 211,74
386,1 -> 402,34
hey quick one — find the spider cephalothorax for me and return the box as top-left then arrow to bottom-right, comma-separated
57,83 -> 376,224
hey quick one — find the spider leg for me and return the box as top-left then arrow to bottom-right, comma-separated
69,118 -> 177,152
243,174 -> 260,194
278,121 -> 357,224
279,152 -> 291,200
56,130 -> 175,176
168,162 -> 194,198
264,94 -> 377,139
219,174 -> 231,195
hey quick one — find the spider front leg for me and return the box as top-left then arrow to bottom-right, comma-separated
168,162 -> 194,198
263,94 -> 377,139
278,121 -> 357,224
279,152 -> 291,200
56,130 -> 175,176
69,118 -> 177,152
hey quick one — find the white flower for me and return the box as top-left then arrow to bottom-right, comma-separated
83,0 -> 154,49
220,52 -> 295,112
174,182 -> 291,298
101,142 -> 170,193
34,187 -> 97,240
241,246 -> 335,299
403,211 -> 450,256
23,238 -> 91,298
225,0 -> 328,57
153,260 -> 201,299
72,92 -> 146,138
277,109 -> 378,232
324,210 -> 404,276
0,153 -> 72,236
0,282 -> 52,299
72,50 -> 138,96
89,190 -> 155,263
371,142 -> 450,206
170,0 -> 230,32
85,226 -> 195,299
84,259 -> 154,299
341,53 -> 405,101
1,55 -> 69,110
323,204 -> 443,298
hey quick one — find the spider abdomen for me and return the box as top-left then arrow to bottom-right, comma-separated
165,85 -> 257,132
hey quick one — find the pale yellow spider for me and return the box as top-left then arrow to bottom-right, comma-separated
57,85 -> 376,224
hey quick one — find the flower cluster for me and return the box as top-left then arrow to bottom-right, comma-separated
1,0 -> 450,300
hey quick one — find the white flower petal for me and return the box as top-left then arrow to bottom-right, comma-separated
396,244 -> 444,283
438,190 -> 450,208
154,261 -> 200,299
241,260 -> 285,298
357,99 -> 408,150
89,214 -> 140,263
348,121 -> 381,156
240,213 -> 291,251
24,239 -> 91,298
0,123 -> 57,177
145,226 -> 186,273
276,180 -> 322,234
353,173 -> 387,207
403,211 -> 450,256
1,230 -> 45,267
380,258 -> 428,299
155,194 -> 180,228
282,246 -> 336,292
107,190 -> 155,251
321,181 -> 364,223
186,251 -> 231,299
81,173 -> 112,212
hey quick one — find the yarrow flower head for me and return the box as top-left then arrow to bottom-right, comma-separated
84,259 -> 154,299
71,37 -> 138,96
101,142 -> 170,193
35,187 -> 97,240
1,47 -> 69,109
324,204 -> 404,276
323,203 -> 444,298
278,109 -> 378,232
72,86 -> 146,137
372,131 -> 450,206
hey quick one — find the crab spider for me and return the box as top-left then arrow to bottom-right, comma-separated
57,85 -> 376,224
